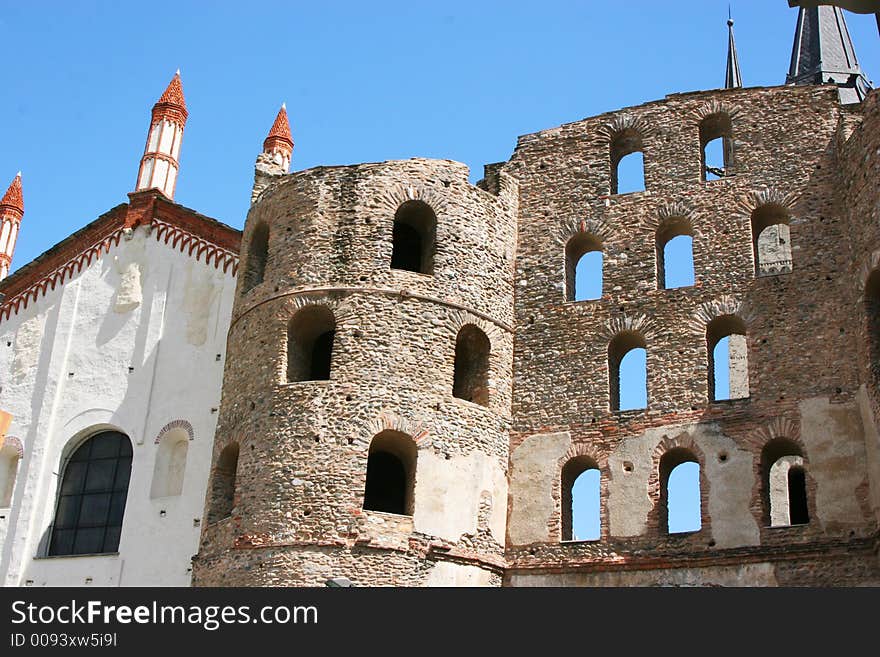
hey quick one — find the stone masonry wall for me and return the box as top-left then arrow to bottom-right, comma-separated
503,84 -> 880,585
193,159 -> 518,586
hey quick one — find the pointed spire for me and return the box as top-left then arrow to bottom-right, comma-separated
155,70 -> 187,116
0,173 -> 23,214
263,103 -> 294,152
725,15 -> 743,89
786,6 -> 872,104
0,172 -> 23,281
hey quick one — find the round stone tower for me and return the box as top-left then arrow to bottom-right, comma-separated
193,158 -> 518,586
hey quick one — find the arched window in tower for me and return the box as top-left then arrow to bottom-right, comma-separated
656,217 -> 694,289
242,222 -> 269,293
287,306 -> 336,382
660,448 -> 701,534
864,269 -> 880,381
608,331 -> 647,411
208,443 -> 239,524
610,129 -> 645,194
391,200 -> 436,275
48,430 -> 133,556
150,427 -> 190,499
565,233 -> 603,301
453,324 -> 491,406
0,441 -> 21,508
699,112 -> 733,181
363,431 -> 417,516
561,456 -> 600,541
751,204 -> 792,276
707,315 -> 749,401
761,438 -> 809,527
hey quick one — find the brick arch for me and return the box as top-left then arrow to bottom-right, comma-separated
1,436 -> 24,459
153,419 -> 195,444
737,187 -> 799,219
688,295 -> 755,336
601,313 -> 658,343
375,183 -> 449,217
556,217 -> 614,246
746,416 -> 802,449
641,201 -> 698,233
646,431 -> 711,535
690,99 -> 742,123
443,310 -> 505,348
271,294 -> 356,329
361,412 -> 429,450
596,113 -> 656,144
858,248 -> 880,292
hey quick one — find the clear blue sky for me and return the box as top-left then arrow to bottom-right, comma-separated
2,1 -> 877,538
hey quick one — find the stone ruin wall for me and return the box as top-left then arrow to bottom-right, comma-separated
193,159 -> 519,586
503,84 -> 880,586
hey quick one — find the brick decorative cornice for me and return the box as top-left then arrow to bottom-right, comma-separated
0,194 -> 240,322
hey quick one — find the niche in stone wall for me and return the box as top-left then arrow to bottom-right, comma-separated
207,443 -> 239,524
453,324 -> 491,406
363,431 -> 417,516
0,442 -> 20,507
242,222 -> 269,293
287,305 -> 336,382
150,427 -> 190,499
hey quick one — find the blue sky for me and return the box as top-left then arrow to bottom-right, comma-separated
2,1 -> 877,538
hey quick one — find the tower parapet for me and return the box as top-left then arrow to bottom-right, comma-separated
194,158 -> 518,586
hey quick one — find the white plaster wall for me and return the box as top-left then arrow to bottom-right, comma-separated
0,224 -> 236,587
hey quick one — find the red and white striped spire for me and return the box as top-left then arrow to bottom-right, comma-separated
135,70 -> 188,200
262,102 -> 294,173
0,172 -> 24,281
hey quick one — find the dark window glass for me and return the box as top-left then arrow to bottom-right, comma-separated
48,431 -> 132,556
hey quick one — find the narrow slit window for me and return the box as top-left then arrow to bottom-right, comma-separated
565,233 -> 603,301
609,332 -> 647,411
656,217 -> 694,290
707,315 -> 749,401
661,448 -> 701,534
562,457 -> 600,541
611,128 -> 645,194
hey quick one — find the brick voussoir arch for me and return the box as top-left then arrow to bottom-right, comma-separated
688,295 -> 755,336
555,217 -> 614,246
153,419 -> 195,444
361,412 -> 429,450
376,182 -> 450,217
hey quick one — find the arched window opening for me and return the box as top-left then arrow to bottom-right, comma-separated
660,448 -> 701,534
699,113 -> 733,181
363,431 -> 417,516
150,428 -> 189,499
762,438 -> 808,527
611,129 -> 645,194
453,325 -> 491,406
565,233 -> 603,301
707,315 -> 749,401
561,456 -> 600,541
48,431 -> 132,556
656,218 -> 694,289
242,222 -> 269,294
609,331 -> 647,411
0,443 -> 20,507
391,200 -> 436,275
864,269 -> 880,381
287,306 -> 336,382
208,443 -> 239,524
751,204 -> 792,276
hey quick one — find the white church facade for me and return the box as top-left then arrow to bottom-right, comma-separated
0,74 -> 259,586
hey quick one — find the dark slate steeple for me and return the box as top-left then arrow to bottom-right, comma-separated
786,5 -> 872,104
726,17 -> 743,89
